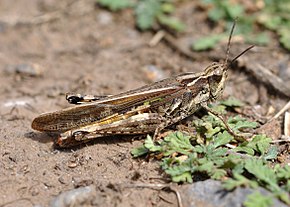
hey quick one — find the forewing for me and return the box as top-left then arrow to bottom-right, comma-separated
32,77 -> 183,132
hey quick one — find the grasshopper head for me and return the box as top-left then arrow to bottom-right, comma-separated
204,62 -> 228,100
203,42 -> 254,101
203,20 -> 254,101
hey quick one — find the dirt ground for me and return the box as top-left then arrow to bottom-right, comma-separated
0,0 -> 289,207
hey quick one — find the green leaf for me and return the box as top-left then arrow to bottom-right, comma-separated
220,97 -> 244,107
228,116 -> 258,132
135,0 -> 161,30
161,3 -> 175,14
205,125 -> 221,139
157,14 -> 186,32
223,173 -> 258,190
224,2 -> 244,19
279,27 -> 290,51
258,14 -> 282,30
208,103 -> 227,114
192,34 -> 224,51
213,131 -> 233,148
98,0 -> 134,11
263,146 -> 278,160
208,7 -> 225,21
253,135 -> 271,155
244,191 -> 273,207
170,171 -> 193,183
234,135 -> 271,156
164,156 -> 194,183
162,132 -> 194,156
245,32 -> 270,46
193,145 -> 205,154
256,137 -> 271,155
197,160 -> 214,172
276,165 -> 290,180
244,159 -> 281,193
210,168 -> 227,180
131,145 -> 149,157
144,135 -> 162,152
285,180 -> 290,192
234,146 -> 255,155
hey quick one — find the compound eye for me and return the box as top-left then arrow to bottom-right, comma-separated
73,131 -> 84,141
215,68 -> 223,75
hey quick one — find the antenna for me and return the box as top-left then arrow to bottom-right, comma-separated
225,20 -> 254,66
225,20 -> 236,66
231,45 -> 254,63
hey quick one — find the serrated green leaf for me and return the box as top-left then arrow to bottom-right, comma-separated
193,145 -> 205,153
228,116 -> 258,132
234,146 -> 255,155
197,161 -> 214,172
164,156 -> 194,183
209,149 -> 228,165
162,132 -> 194,156
144,135 -> 162,152
208,7 -> 225,21
234,135 -> 271,156
244,191 -> 273,207
208,103 -> 227,114
203,115 -> 223,128
210,168 -> 227,180
258,14 -> 282,30
192,34 -> 224,51
171,171 -> 193,183
161,3 -> 175,13
263,146 -> 278,160
157,14 -> 186,32
224,2 -> 244,19
220,97 -> 244,107
205,125 -> 221,139
285,180 -> 290,192
231,161 -> 245,175
276,165 -> 290,180
98,0 -> 134,11
253,135 -> 271,155
213,131 -> 233,148
256,140 -> 271,156
223,173 -> 258,190
131,145 -> 149,157
245,32 -> 270,46
279,27 -> 290,51
135,0 -> 161,30
245,159 -> 280,193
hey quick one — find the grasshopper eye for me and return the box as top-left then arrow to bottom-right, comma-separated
215,67 -> 223,75
73,131 -> 85,140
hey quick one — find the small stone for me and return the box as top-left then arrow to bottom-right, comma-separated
51,186 -> 96,207
97,12 -> 113,25
5,63 -> 44,77
180,180 -> 288,207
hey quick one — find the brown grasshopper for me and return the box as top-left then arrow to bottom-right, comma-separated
32,22 -> 254,147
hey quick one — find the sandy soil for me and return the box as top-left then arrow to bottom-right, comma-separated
0,0 -> 289,206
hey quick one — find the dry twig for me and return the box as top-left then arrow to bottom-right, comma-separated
122,183 -> 183,207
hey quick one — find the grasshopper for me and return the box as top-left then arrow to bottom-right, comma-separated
32,22 -> 253,147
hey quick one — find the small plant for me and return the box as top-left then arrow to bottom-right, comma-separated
132,97 -> 290,206
97,0 -> 186,32
97,0 -> 290,51
192,0 -> 290,51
